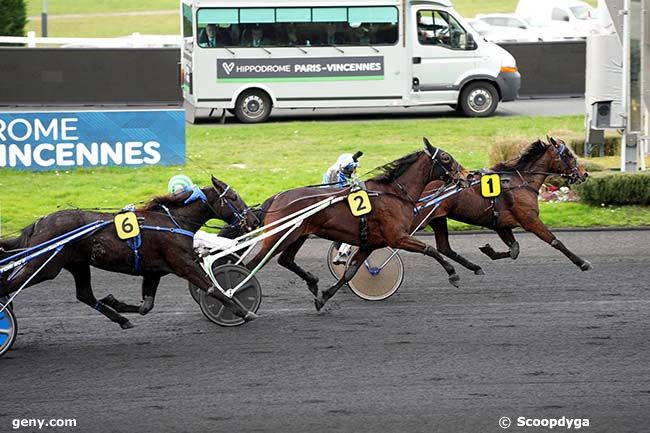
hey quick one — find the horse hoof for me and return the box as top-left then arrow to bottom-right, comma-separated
120,320 -> 134,330
314,298 -> 325,312
139,296 -> 154,315
580,261 -> 593,271
449,274 -> 460,288
244,311 -> 259,322
474,268 -> 485,276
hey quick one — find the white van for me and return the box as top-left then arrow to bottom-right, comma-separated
180,0 -> 521,123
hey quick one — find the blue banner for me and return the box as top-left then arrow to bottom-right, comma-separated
0,110 -> 185,171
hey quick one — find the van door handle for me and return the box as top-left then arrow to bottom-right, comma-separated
413,57 -> 421,64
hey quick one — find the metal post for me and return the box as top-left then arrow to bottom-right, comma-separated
642,0 -> 649,170
621,0 -> 639,171
41,0 -> 48,37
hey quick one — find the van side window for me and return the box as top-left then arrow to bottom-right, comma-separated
417,10 -> 468,50
196,6 -> 399,48
551,8 -> 570,22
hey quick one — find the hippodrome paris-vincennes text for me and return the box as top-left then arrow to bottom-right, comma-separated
233,62 -> 382,74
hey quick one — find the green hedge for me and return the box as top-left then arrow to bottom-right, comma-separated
576,172 -> 650,206
0,0 -> 27,39
570,136 -> 620,157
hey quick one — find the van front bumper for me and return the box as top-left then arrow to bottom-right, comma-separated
497,71 -> 521,102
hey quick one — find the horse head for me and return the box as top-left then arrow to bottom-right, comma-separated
209,176 -> 260,232
545,136 -> 588,184
423,137 -> 471,187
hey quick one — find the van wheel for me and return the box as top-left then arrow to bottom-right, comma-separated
459,82 -> 498,117
235,90 -> 272,123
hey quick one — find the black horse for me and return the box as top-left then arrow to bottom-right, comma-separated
0,177 -> 259,329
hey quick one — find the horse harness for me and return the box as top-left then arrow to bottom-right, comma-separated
119,185 -> 251,273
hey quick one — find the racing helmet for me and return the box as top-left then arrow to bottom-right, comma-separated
336,154 -> 359,177
168,174 -> 194,194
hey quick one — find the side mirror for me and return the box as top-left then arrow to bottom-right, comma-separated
563,16 -> 570,22
466,33 -> 477,50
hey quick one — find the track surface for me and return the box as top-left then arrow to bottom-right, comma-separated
2,231 -> 649,433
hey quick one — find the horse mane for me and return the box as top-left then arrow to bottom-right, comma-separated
369,151 -> 423,184
139,190 -> 195,211
491,139 -> 548,171
0,222 -> 38,257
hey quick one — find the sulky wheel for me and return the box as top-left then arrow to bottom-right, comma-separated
327,242 -> 404,301
0,302 -> 17,357
198,264 -> 262,327
189,254 -> 239,304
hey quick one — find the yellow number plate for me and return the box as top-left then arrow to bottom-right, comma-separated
481,174 -> 501,198
114,212 -> 140,240
347,190 -> 372,217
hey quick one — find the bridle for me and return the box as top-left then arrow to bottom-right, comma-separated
554,142 -> 582,184
393,147 -> 465,207
213,184 -> 260,232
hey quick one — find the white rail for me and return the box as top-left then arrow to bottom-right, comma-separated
0,31 -> 181,48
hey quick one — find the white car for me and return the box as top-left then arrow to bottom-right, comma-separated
475,14 -> 580,41
515,0 -> 599,38
466,19 -> 538,43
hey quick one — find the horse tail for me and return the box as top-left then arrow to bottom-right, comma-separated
0,222 -> 37,259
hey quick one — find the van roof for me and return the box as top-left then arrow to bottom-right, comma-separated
191,0 -> 453,7
411,0 -> 453,6
193,0 -> 402,6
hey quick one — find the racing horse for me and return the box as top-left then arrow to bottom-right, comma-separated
246,139 -> 471,311
0,177 -> 259,329
416,137 -> 592,274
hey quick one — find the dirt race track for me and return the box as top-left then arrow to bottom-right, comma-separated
2,230 -> 649,433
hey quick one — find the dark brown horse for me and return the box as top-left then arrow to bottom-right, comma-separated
414,137 -> 591,274
246,139 -> 471,311
0,177 -> 259,329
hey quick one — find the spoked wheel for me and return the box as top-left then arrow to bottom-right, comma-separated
0,302 -> 17,357
198,264 -> 262,327
327,242 -> 404,301
189,254 -> 239,304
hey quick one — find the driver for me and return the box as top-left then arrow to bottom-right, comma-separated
322,154 -> 360,265
322,153 -> 360,187
167,175 -> 236,256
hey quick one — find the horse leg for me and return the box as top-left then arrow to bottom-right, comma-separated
95,276 -> 160,315
277,235 -> 319,297
392,235 -> 460,287
66,263 -> 134,329
139,274 -> 161,315
176,258 -> 258,322
315,248 -> 372,311
479,228 -> 520,260
430,218 -> 484,275
518,217 -> 593,271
